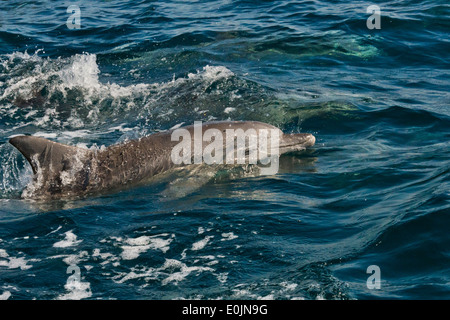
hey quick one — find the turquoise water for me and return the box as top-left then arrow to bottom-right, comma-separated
0,0 -> 449,300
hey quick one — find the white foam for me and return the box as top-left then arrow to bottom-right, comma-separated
232,288 -> 258,299
92,248 -> 114,260
114,267 -> 157,284
160,259 -> 214,285
60,130 -> 92,139
0,249 -> 34,270
55,53 -> 101,95
198,255 -> 216,260
280,281 -> 298,292
62,251 -> 89,265
107,123 -> 134,133
120,234 -> 174,260
187,65 -> 234,82
32,132 -> 58,139
53,231 -> 83,248
57,280 -> 92,300
191,236 -> 214,251
113,258 -> 215,286
205,260 -> 219,266
258,294 -> 275,300
224,107 -> 236,114
0,256 -> 32,270
221,232 -> 238,241
0,291 -> 11,300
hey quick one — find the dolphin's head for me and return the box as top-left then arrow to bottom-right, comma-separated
188,120 -> 316,154
279,133 -> 316,154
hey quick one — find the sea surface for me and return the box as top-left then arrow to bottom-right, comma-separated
0,0 -> 449,300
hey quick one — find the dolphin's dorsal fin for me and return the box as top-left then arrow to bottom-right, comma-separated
9,135 -> 84,175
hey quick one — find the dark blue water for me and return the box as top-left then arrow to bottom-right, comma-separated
0,0 -> 449,300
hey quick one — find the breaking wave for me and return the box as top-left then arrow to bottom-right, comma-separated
0,51 -> 243,139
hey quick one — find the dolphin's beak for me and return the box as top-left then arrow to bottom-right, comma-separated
279,133 -> 315,154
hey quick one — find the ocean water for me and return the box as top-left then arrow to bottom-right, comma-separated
0,0 -> 449,300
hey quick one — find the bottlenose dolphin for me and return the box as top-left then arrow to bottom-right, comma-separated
9,121 -> 315,199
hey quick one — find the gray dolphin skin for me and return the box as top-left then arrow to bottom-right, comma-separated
9,121 -> 315,199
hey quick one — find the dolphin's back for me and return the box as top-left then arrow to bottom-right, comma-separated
8,133 -> 175,198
